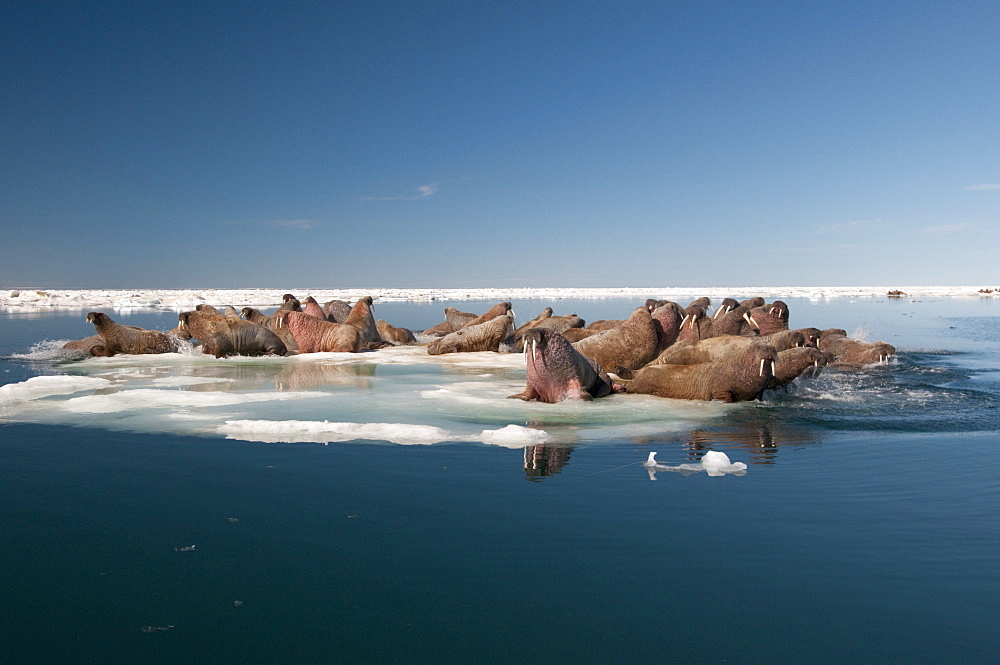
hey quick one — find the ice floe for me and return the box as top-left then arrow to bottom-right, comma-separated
3,286 -> 997,311
643,451 -> 748,479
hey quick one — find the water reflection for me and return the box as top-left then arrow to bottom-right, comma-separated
523,444 -> 572,480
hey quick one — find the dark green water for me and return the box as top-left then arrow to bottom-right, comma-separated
2,296 -> 999,663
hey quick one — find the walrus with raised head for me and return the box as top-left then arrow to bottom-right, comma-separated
749,300 -> 789,336
85,312 -> 178,357
509,328 -> 616,402
343,296 -> 389,349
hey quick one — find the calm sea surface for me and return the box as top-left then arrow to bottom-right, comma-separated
2,295 -> 999,664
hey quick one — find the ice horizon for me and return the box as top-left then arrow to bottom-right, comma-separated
3,285 -> 998,311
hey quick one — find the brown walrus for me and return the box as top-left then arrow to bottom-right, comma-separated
176,311 -> 287,358
426,315 -> 515,355
376,319 -> 417,345
771,347 -> 828,388
571,306 -> 660,374
274,310 -> 361,353
625,341 -> 778,402
343,296 -> 389,349
818,330 -> 896,367
323,299 -> 352,323
85,312 -> 178,357
459,302 -> 513,329
710,305 -> 758,337
278,294 -> 302,312
301,296 -> 329,320
508,328 -> 616,402
241,307 -> 299,352
749,301 -> 790,336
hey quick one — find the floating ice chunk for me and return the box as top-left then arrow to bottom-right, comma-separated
643,451 -> 747,479
701,450 -> 748,476
478,424 -> 549,448
0,375 -> 112,403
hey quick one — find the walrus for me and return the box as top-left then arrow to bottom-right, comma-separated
818,330 -> 896,366
343,296 -> 389,349
771,347 -> 828,388
749,300 -> 789,336
513,313 -> 585,351
740,296 -> 765,309
278,294 -> 302,312
761,329 -> 807,352
710,305 -> 758,337
625,341 -> 778,403
648,335 -> 763,367
677,305 -> 712,344
508,328 -> 616,402
423,320 -> 456,336
444,306 -> 479,331
301,296 -> 329,320
62,333 -> 106,356
713,298 -> 740,320
650,301 -> 685,351
376,319 -> 417,345
561,328 -> 600,343
792,328 -> 823,348
571,306 -> 659,374
85,312 -> 178,357
323,299 -> 352,323
426,315 -> 515,355
177,311 -> 287,358
241,307 -> 299,352
514,307 -> 554,336
459,302 -> 513,329
274,310 -> 361,353
686,297 -> 712,313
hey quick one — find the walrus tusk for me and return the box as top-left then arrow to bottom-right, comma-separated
680,314 -> 690,329
771,360 -> 776,376
748,315 -> 759,328
532,339 -> 537,362
759,358 -> 765,377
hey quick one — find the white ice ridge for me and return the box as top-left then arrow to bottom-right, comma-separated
220,420 -> 548,447
643,451 -> 748,478
2,286 -> 998,310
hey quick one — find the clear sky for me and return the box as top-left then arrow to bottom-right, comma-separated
3,1 -> 998,288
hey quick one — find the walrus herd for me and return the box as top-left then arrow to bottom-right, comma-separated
66,293 -> 896,404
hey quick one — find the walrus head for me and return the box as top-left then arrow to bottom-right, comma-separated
86,312 -> 110,326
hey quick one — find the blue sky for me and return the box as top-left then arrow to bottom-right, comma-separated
3,1 -> 998,288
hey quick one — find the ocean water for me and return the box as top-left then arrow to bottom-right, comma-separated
2,295 -> 999,663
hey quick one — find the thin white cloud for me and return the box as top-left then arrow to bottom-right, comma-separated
272,219 -> 315,230
358,184 -> 440,202
219,219 -> 316,230
815,218 -> 885,234
960,183 -> 1000,191
922,222 -> 971,235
